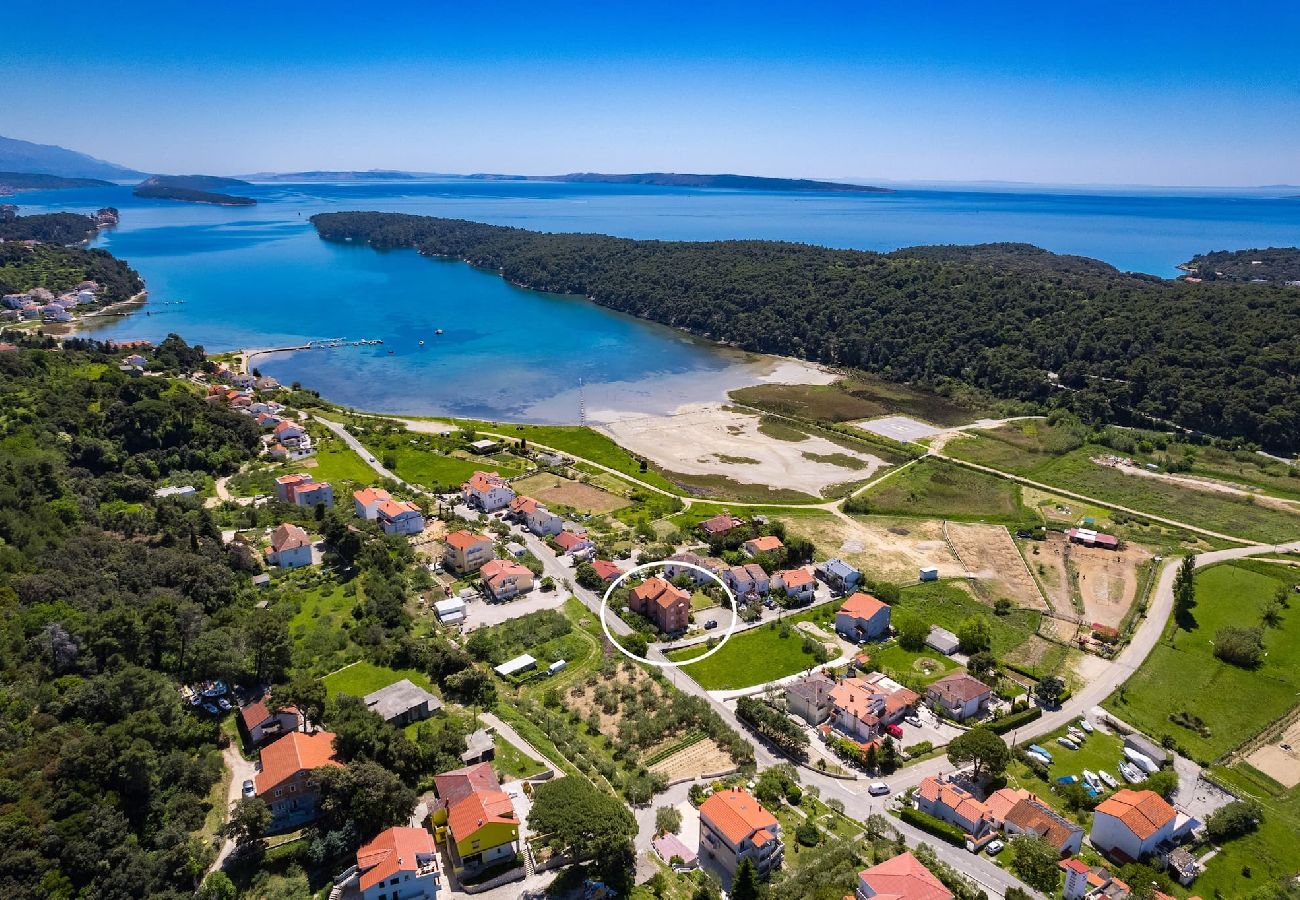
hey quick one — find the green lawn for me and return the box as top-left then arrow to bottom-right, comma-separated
895,580 -> 1041,659
665,607 -> 839,690
1104,561 -> 1300,763
294,429 -> 378,487
322,660 -> 437,699
856,456 -> 1033,524
1003,725 -> 1128,825
947,422 -> 1300,543
492,737 -> 548,780
863,642 -> 960,686
1189,764 -> 1300,898
383,445 -> 516,491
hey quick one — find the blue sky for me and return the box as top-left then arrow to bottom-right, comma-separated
8,1 -> 1300,185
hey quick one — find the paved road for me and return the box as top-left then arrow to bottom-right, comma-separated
209,742 -> 259,874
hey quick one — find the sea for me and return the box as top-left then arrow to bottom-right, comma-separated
12,180 -> 1300,422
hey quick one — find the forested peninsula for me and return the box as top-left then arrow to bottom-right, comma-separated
0,208 -> 101,244
0,172 -> 114,192
1181,247 -> 1300,283
134,175 -> 256,206
311,212 -> 1300,451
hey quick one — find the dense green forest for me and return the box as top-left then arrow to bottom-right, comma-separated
0,241 -> 144,302
476,172 -> 891,192
134,176 -> 255,206
0,208 -> 100,244
1181,247 -> 1300,283
0,172 -> 114,191
311,213 -> 1300,452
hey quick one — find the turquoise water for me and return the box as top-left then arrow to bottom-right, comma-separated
15,180 -> 1300,421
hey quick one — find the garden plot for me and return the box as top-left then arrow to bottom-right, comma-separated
1246,715 -> 1300,789
945,522 -> 1046,611
647,737 -> 737,781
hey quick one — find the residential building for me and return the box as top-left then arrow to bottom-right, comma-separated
376,499 -> 425,535
155,484 -> 196,498
460,471 -> 515,511
996,791 -> 1083,855
350,826 -> 440,900
354,486 -> 394,519
238,696 -> 301,746
698,513 -> 745,537
506,495 -> 562,536
743,535 -> 783,557
815,558 -> 861,593
434,598 -> 466,624
1066,527 -> 1120,550
480,559 -> 535,601
254,730 -> 342,830
364,679 -> 443,727
1166,847 -> 1201,885
926,672 -> 992,721
468,439 -> 500,454
590,559 -> 623,583
830,673 -> 919,742
698,788 -> 783,879
1090,789 -> 1176,861
835,592 -> 892,642
553,530 -> 594,557
431,763 -> 519,878
266,522 -> 313,568
924,626 -> 960,655
275,473 -> 333,508
461,729 -> 495,765
123,353 -> 148,367
628,575 -> 691,634
772,567 -> 816,603
653,832 -> 698,870
442,530 -> 494,574
855,851 -> 954,900
784,672 -> 836,726
723,563 -> 769,598
663,552 -> 723,584
915,776 -> 993,839
1060,859 -> 1133,900
273,420 -> 310,449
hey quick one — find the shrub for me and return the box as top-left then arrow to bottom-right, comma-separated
1206,799 -> 1263,841
898,806 -> 966,847
987,706 -> 1042,735
1213,626 -> 1265,668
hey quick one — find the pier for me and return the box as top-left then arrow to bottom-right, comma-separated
239,337 -> 384,369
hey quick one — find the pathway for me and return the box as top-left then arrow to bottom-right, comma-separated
479,711 -> 554,771
208,742 -> 258,874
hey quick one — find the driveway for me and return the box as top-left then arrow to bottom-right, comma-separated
209,742 -> 259,873
463,589 -> 568,629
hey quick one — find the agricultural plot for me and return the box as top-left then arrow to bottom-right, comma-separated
945,522 -> 1046,610
666,607 -> 842,690
856,456 -> 1033,524
895,580 -> 1041,660
781,512 -> 960,584
512,472 -> 631,514
1105,561 -> 1300,763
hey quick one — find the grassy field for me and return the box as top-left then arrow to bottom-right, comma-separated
667,503 -> 833,532
862,642 -> 960,686
491,737 -> 548,780
895,580 -> 1042,659
656,469 -> 822,504
856,456 -> 1033,524
730,375 -> 987,427
946,422 -> 1300,543
666,607 -> 841,690
1191,763 -> 1300,898
1104,560 -> 1300,763
1134,442 -> 1300,503
286,578 -> 360,675
322,660 -> 437,699
295,427 -> 378,487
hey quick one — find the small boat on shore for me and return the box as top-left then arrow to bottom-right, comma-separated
1079,719 -> 1094,733
1083,769 -> 1100,789
1119,761 -> 1145,783
1057,737 -> 1079,750
1098,769 -> 1118,789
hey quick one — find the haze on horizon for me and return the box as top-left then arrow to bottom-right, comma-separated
8,0 -> 1300,187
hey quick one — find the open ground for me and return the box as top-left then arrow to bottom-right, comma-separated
944,522 -> 1046,611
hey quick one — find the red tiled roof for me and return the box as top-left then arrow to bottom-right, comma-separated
631,576 -> 690,611
356,826 -> 436,891
745,535 -> 784,553
1005,796 -> 1078,850
699,513 -> 743,535
777,567 -> 815,589
857,851 -> 954,900
927,672 -> 992,705
434,762 -> 516,844
554,531 -> 589,551
917,777 -> 991,830
446,530 -> 490,550
464,471 -> 508,492
255,731 -> 341,794
269,522 -> 310,552
353,487 -> 392,506
839,592 -> 888,619
1095,789 -> 1175,840
508,495 -> 540,514
699,789 -> 777,846
481,559 -> 532,591
239,697 -> 299,731
591,560 -> 622,581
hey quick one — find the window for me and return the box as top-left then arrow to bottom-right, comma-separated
390,877 -> 399,885
288,784 -> 296,793
274,789 -> 283,797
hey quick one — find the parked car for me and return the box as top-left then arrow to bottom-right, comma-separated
886,723 -> 904,739
985,840 -> 1005,855
201,702 -> 220,716
242,780 -> 256,799
217,697 -> 232,712
904,714 -> 922,728
868,782 -> 890,796
704,619 -> 719,630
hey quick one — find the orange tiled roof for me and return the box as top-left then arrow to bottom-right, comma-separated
746,535 -> 784,553
255,730 -> 341,794
554,531 -> 590,551
631,576 -> 690,611
269,522 -> 310,552
377,499 -> 419,518
356,826 -> 436,891
699,788 -> 777,846
1095,789 -> 1175,840
839,592 -> 888,619
481,559 -> 532,591
917,777 -> 991,829
986,787 -> 1031,822
353,487 -> 392,505
857,851 -> 954,900
434,762 -> 516,844
1005,796 -> 1078,850
465,471 -> 507,492
508,495 -> 540,514
446,530 -> 490,550
276,473 -> 311,486
777,567 -> 815,588
239,698 -> 299,731
591,560 -> 622,581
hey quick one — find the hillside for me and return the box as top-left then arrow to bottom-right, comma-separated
0,171 -> 115,192
0,240 -> 144,302
474,172 -> 891,192
0,134 -> 142,179
311,212 -> 1300,452
133,175 -> 256,206
1181,247 -> 1300,283
0,208 -> 100,244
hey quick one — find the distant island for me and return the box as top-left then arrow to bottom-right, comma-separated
1180,247 -> 1300,283
133,175 -> 256,206
311,211 -> 1300,452
0,206 -> 117,244
244,170 -> 429,182
472,172 -> 891,193
0,172 -> 115,194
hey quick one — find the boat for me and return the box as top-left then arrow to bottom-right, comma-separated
1057,737 -> 1079,750
435,329 -> 443,335
1124,747 -> 1160,774
1028,744 -> 1053,762
1119,762 -> 1145,783
1029,750 -> 1052,766
418,340 -> 424,346
1079,719 -> 1094,733
1056,775 -> 1078,785
1098,769 -> 1119,789
201,702 -> 220,716
1083,769 -> 1100,787
1067,728 -> 1085,741
217,697 -> 232,712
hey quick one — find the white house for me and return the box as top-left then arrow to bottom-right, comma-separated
925,673 -> 992,722
772,567 -> 816,603
350,826 -> 440,900
354,486 -> 393,519
461,471 -> 515,511
723,563 -> 769,598
663,552 -> 722,584
377,499 -> 425,535
238,697 -> 301,747
914,776 -> 993,839
835,592 -> 891,642
1089,789 -> 1176,861
265,522 -> 313,568
698,789 -> 783,879
507,495 -> 562,536
435,598 -> 466,624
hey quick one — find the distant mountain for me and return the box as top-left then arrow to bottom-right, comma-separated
244,170 -> 433,182
0,135 -> 143,180
134,175 -> 256,206
0,172 -> 115,193
471,172 -> 891,193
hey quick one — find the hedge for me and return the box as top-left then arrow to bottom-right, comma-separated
897,806 -> 967,847
987,706 -> 1043,735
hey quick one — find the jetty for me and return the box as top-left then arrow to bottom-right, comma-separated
239,337 -> 383,369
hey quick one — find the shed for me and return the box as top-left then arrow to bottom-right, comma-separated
461,728 -> 496,764
251,573 -> 271,589
548,659 -> 567,675
494,654 -> 537,678
363,679 -> 443,726
919,566 -> 939,582
469,439 -> 500,454
506,541 -> 527,558
435,597 -> 466,623
925,625 -> 960,655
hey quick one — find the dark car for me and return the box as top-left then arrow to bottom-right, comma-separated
704,619 -> 719,630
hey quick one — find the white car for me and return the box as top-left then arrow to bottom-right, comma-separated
985,840 -> 1005,855
868,782 -> 890,796
904,714 -> 922,728
241,779 -> 256,799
